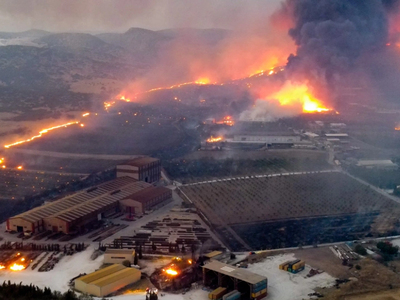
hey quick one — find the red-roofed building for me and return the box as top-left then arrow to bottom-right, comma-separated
119,186 -> 172,216
116,156 -> 161,183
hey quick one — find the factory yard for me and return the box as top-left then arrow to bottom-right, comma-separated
0,246 -> 336,300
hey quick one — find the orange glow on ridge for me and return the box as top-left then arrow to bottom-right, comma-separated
4,121 -> 80,149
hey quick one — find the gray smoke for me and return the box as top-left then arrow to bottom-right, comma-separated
282,0 -> 400,100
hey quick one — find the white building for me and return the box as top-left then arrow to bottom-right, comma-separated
233,134 -> 300,144
357,160 -> 398,169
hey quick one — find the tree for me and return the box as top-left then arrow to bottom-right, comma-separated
122,260 -> 131,267
134,251 -> 138,266
354,244 -> 367,256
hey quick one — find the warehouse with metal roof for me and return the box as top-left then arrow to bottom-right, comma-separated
6,176 -> 152,234
117,156 -> 161,183
75,264 -> 141,297
203,261 -> 267,300
119,186 -> 172,216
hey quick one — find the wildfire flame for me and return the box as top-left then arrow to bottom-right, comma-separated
110,67 -> 286,109
82,113 -> 90,117
9,263 -> 25,271
271,82 -> 331,113
165,268 -> 178,276
395,127 -> 400,131
4,121 -> 80,149
207,136 -> 223,143
0,265 -> 5,270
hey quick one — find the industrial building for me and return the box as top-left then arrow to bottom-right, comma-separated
203,261 -> 267,300
325,133 -> 349,139
232,133 -> 300,144
119,186 -> 172,215
356,159 -> 398,169
7,175 -> 171,235
104,248 -> 135,265
75,264 -> 141,297
117,156 -> 161,183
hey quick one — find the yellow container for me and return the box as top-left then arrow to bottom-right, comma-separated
251,288 -> 267,298
292,261 -> 305,270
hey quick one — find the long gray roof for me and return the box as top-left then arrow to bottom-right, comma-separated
10,177 -> 151,224
203,261 -> 267,285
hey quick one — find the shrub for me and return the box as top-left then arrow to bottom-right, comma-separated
354,244 -> 367,256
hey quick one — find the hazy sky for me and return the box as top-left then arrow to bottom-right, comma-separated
0,0 -> 282,33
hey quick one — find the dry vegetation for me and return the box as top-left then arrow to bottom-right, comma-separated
321,258 -> 400,300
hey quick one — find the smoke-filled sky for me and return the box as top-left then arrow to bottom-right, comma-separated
0,0 -> 282,33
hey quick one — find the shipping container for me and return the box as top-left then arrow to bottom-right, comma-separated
288,265 -> 305,273
209,287 -> 227,300
292,260 -> 305,270
253,279 -> 268,287
251,288 -> 267,298
279,261 -> 291,270
254,291 -> 267,300
223,290 -> 240,300
253,284 -> 267,293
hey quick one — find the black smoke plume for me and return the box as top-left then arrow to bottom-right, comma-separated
281,0 -> 400,101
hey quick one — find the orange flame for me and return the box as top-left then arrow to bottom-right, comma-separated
165,268 -> 178,276
270,82 -> 331,113
395,127 -> 400,131
9,263 -> 25,271
17,166 -> 22,170
4,121 -> 80,149
0,265 -> 5,270
207,136 -> 223,143
82,113 -> 90,117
